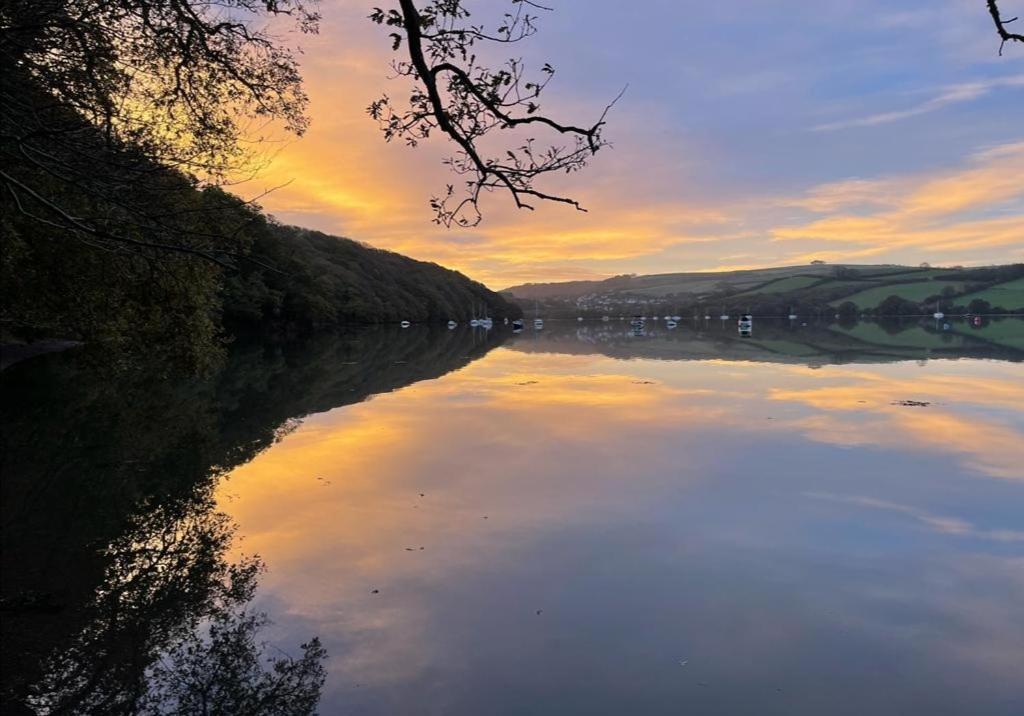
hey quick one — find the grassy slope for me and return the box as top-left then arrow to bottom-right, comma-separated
734,275 -> 824,294
955,278 -> 1024,309
837,280 -> 965,309
829,322 -> 967,349
949,318 -> 1024,349
505,264 -> 1024,313
503,266 -> 937,299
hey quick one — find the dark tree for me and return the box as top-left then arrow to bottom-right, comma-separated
836,301 -> 859,317
968,298 -> 993,315
368,0 -> 622,226
2,0 -> 317,181
1,0 -> 320,268
876,295 -> 921,316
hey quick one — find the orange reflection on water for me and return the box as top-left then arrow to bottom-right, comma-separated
216,347 -> 1024,696
771,363 -> 1024,481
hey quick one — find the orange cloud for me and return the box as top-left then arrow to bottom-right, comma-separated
234,1 -> 1024,286
773,142 -> 1024,259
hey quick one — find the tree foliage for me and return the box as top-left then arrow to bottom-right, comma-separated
2,0 -> 318,179
223,223 -> 522,334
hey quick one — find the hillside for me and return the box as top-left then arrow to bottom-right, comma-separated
2,76 -> 519,369
504,264 -> 1024,316
222,223 -> 521,334
3,158 -> 519,368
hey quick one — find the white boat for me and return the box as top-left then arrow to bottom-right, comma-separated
788,307 -> 798,320
703,314 -> 711,320
933,301 -> 944,320
719,314 -> 729,320
469,319 -> 481,327
531,300 -> 544,330
447,320 -> 458,329
400,320 -> 411,328
512,318 -> 524,329
671,315 -> 682,321
666,320 -> 678,329
737,313 -> 753,330
577,316 -> 584,321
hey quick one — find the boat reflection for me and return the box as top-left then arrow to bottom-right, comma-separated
508,316 -> 1024,365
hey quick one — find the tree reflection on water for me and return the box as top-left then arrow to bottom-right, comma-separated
1,327 -> 506,714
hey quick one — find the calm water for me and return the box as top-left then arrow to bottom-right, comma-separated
3,318 -> 1023,714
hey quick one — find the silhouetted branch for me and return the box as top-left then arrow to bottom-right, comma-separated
369,0 -> 621,227
987,0 -> 1024,54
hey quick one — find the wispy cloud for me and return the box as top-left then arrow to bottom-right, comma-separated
806,493 -> 1024,542
812,75 -> 1024,131
242,1 -> 1023,283
772,140 -> 1024,256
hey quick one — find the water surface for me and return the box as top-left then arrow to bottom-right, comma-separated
3,319 -> 1023,714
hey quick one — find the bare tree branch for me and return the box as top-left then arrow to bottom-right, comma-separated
987,0 -> 1024,55
368,0 -> 622,227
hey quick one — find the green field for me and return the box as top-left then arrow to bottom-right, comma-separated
834,280 -> 964,309
630,279 -> 739,296
956,278 -> 1024,310
504,264 -> 1021,310
829,322 -> 966,349
737,275 -> 823,294
857,268 -> 945,281
950,318 -> 1024,349
745,338 -> 824,356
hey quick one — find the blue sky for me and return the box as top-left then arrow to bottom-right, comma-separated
251,0 -> 1024,285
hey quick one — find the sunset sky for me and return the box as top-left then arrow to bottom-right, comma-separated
246,0 -> 1024,287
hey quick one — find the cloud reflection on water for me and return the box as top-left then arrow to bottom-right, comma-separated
218,332 -> 1024,713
